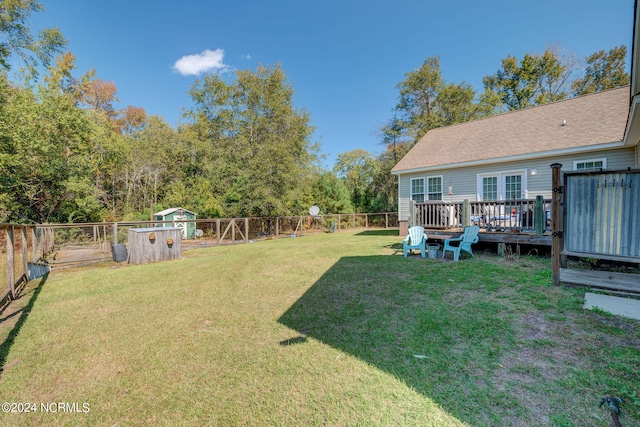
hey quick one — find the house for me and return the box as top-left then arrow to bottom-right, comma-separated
391,86 -> 638,236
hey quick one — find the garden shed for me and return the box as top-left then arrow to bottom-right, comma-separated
154,207 -> 197,239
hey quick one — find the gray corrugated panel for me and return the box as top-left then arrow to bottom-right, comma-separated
566,172 -> 639,257
27,262 -> 51,280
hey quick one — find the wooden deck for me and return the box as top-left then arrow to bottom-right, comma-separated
425,230 -> 552,246
560,268 -> 640,297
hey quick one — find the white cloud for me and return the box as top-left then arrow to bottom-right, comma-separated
173,48 -> 228,76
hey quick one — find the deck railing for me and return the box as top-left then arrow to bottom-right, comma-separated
412,197 -> 552,233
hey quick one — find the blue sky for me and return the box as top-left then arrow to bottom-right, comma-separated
29,0 -> 634,169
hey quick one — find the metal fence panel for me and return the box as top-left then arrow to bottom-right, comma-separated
565,171 -> 640,257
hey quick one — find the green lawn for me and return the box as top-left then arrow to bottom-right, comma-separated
0,230 -> 638,426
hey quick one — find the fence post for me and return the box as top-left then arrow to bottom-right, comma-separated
385,213 -> 388,228
21,227 -> 28,279
231,219 -> 236,242
551,163 -> 563,286
7,226 -> 15,298
31,227 -> 38,262
113,222 -> 118,245
216,219 -> 221,244
245,218 -> 249,242
534,195 -> 544,235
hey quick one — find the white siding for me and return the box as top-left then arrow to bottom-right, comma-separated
396,147 -> 636,220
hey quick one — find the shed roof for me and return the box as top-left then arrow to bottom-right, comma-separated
391,86 -> 631,174
154,207 -> 196,217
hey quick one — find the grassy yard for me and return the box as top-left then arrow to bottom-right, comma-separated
0,230 -> 638,426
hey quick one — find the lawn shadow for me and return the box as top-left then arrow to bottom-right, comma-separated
0,274 -> 48,376
354,229 -> 399,237
278,255 -> 504,425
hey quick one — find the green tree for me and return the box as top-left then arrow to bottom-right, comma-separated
370,141 -> 413,213
0,0 -> 66,75
436,82 -> 485,126
395,56 -> 487,143
379,116 -> 406,163
571,45 -> 629,96
482,49 -> 571,111
0,66 -> 110,223
395,56 -> 444,141
121,115 -> 177,215
333,149 -> 376,213
310,172 -> 353,214
186,63 -> 318,217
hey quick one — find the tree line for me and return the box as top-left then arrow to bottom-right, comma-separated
0,2 -> 630,223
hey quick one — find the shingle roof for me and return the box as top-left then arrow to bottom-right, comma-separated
391,86 -> 631,173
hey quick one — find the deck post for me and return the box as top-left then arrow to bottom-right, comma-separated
462,199 -> 470,227
534,195 -> 544,235
551,163 -> 563,286
409,200 -> 416,227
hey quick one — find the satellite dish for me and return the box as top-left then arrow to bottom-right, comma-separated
309,205 -> 320,216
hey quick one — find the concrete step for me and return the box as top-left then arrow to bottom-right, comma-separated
584,292 -> 640,321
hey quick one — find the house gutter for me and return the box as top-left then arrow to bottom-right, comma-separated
623,95 -> 640,146
390,140 -> 627,175
624,0 -> 640,146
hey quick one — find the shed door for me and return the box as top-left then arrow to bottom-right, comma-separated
174,215 -> 187,239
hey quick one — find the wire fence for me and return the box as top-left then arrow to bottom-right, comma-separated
1,213 -> 399,283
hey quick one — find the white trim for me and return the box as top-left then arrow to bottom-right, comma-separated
623,96 -> 640,147
410,177 -> 425,203
154,207 -> 196,217
572,157 -> 607,171
426,175 -> 443,200
391,141 -> 626,175
476,169 -> 527,201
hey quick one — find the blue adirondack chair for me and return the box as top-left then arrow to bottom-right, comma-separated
442,225 -> 480,261
403,226 -> 428,258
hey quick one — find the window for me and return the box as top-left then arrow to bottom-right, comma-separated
410,178 -> 424,203
573,158 -> 606,171
482,176 -> 498,201
505,175 -> 522,199
477,170 -> 526,200
427,176 -> 443,200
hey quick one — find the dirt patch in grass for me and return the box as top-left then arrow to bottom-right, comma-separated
492,297 -> 640,424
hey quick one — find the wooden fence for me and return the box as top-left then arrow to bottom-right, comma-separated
1,225 -> 55,311
1,212 -> 398,272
